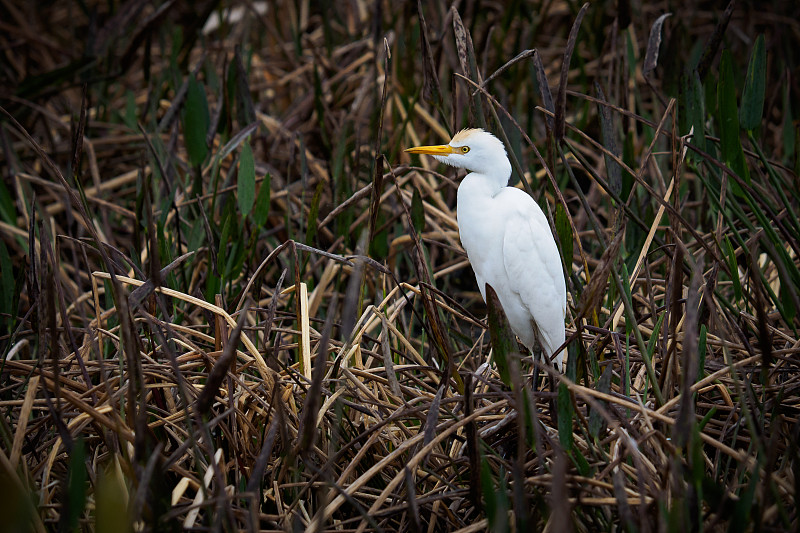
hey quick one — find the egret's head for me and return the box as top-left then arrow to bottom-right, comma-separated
405,128 -> 511,182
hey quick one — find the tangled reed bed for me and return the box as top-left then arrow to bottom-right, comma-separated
1,0 -> 799,530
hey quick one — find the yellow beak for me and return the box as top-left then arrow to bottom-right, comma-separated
404,144 -> 455,156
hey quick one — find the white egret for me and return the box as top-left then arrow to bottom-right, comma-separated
405,128 -> 566,371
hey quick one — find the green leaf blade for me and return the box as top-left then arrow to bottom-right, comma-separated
65,437 -> 88,531
557,382 -> 574,451
685,70 -> 706,154
740,34 -> 766,131
183,76 -> 210,167
238,141 -> 255,215
717,50 -> 750,188
555,202 -> 573,273
411,186 -> 425,233
253,172 -> 271,227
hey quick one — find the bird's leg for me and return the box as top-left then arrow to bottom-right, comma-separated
530,347 -> 546,392
530,331 -> 546,391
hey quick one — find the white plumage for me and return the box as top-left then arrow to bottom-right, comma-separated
405,128 -> 567,370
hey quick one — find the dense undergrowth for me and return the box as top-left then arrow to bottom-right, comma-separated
1,0 -> 799,531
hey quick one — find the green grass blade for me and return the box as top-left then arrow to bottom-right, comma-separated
411,186 -> 425,233
183,75 -> 210,167
740,34 -> 766,131
555,201 -> 573,274
95,459 -> 130,533
252,172 -> 271,227
480,456 -> 497,526
63,437 -> 88,531
588,362 -> 612,439
685,70 -> 706,154
724,236 -> 743,302
717,50 -> 750,188
238,141 -> 255,216
557,383 -> 574,451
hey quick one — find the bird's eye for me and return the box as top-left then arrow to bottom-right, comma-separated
460,146 -> 470,154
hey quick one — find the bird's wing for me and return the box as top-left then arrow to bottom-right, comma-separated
500,190 -> 566,356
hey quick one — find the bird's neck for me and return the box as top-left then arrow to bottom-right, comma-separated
464,164 -> 511,196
